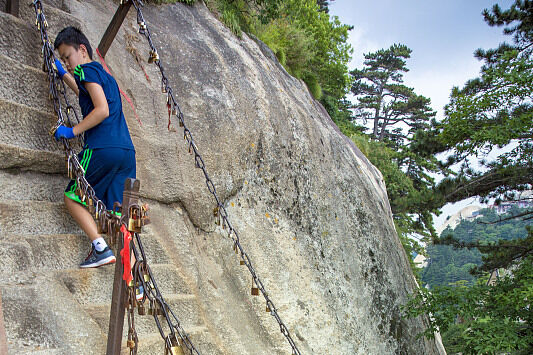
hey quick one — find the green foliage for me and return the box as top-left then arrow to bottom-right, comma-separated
349,44 -> 446,240
205,1 -> 352,101
422,206 -> 532,288
403,255 -> 533,354
436,0 -> 533,205
351,44 -> 436,141
221,7 -> 243,38
257,18 -> 314,77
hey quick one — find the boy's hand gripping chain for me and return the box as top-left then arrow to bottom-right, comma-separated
31,1 -> 197,354
130,1 -> 302,354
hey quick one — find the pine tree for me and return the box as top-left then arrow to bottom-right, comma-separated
350,44 -> 436,143
405,3 -> 533,353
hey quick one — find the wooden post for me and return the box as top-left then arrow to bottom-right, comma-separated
97,0 -> 132,58
6,0 -> 19,17
106,178 -> 140,355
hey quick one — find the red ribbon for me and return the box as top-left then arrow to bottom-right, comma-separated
96,48 -> 143,127
120,224 -> 133,284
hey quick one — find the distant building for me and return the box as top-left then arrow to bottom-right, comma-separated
412,252 -> 428,268
487,190 -> 533,214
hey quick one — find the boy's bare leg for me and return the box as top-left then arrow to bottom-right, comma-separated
64,194 -> 100,241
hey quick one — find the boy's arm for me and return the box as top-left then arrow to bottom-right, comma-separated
62,73 -> 79,96
72,82 -> 109,136
55,59 -> 79,96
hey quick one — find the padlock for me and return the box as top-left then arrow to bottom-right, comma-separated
138,304 -> 146,315
128,217 -> 137,232
167,345 -> 185,355
127,339 -> 135,349
156,302 -> 165,316
240,259 -> 245,266
148,49 -> 159,63
165,335 -> 185,355
266,306 -> 271,313
251,279 -> 259,296
97,218 -> 106,234
147,299 -> 155,316
87,197 -> 95,215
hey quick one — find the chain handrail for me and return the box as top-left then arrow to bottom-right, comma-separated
30,1 -> 201,353
130,1 -> 302,353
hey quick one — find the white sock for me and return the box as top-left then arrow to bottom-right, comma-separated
92,237 -> 108,252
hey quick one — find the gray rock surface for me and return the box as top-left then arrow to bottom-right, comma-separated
0,0 -> 443,354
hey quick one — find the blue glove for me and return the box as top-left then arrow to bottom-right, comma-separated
54,125 -> 75,141
54,58 -> 67,78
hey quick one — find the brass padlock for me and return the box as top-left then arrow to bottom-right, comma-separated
166,335 -> 185,355
240,259 -> 245,266
251,279 -> 259,296
167,345 -> 185,355
127,339 -> 135,349
148,49 -> 159,63
87,197 -> 95,215
128,217 -> 137,232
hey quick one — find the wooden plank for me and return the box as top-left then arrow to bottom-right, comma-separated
6,0 -> 19,17
106,178 -> 140,355
97,1 -> 132,58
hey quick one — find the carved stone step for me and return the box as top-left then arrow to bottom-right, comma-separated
0,98 -> 67,153
57,263 -> 190,306
0,54 -> 53,112
85,294 -> 205,336
0,12 -> 42,68
0,170 -> 67,202
0,232 -> 173,279
0,200 -> 79,237
119,329 -> 223,355
0,277 -> 106,354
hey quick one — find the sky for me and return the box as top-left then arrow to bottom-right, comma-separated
328,0 -> 514,228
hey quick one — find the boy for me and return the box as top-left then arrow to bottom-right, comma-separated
53,26 -> 136,268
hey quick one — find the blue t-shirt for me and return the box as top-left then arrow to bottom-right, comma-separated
74,61 -> 135,151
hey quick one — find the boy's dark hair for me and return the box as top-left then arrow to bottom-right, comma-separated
54,26 -> 93,59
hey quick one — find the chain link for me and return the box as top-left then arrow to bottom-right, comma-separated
130,1 -> 302,353
31,1 -> 201,353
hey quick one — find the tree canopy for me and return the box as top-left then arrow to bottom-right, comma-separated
404,2 -> 533,353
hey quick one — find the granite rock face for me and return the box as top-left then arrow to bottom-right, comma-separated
0,1 -> 443,354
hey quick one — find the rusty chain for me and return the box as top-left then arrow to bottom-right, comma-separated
130,1 -> 302,353
31,1 -> 200,354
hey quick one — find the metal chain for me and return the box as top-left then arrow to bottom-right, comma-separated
131,230 -> 201,354
130,1 -> 302,353
31,0 -> 114,237
31,1 -> 200,353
